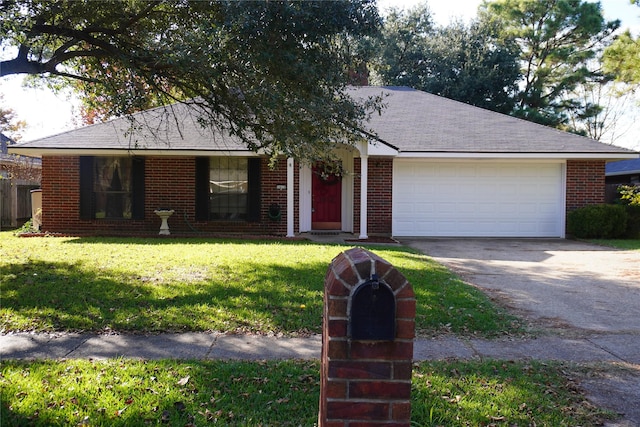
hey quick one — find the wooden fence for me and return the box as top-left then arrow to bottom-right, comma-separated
0,179 -> 40,229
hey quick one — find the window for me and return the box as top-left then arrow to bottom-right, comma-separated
210,157 -> 248,220
195,157 -> 261,222
80,156 -> 144,220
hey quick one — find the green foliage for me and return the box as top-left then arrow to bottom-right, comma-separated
371,3 -> 436,89
13,218 -> 35,235
0,233 -> 521,337
0,95 -> 26,141
612,186 -> 640,237
1,0 -> 382,164
567,204 -> 627,239
415,19 -> 520,114
603,31 -> 640,86
372,4 -> 520,114
623,205 -> 640,238
617,184 -> 640,206
480,0 -> 620,130
0,360 -> 613,426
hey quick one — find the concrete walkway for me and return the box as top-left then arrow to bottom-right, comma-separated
2,332 -> 639,364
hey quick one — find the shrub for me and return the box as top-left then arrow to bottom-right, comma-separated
14,218 -> 35,235
624,205 -> 640,238
567,204 -> 627,239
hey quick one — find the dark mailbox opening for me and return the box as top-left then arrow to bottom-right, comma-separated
350,275 -> 396,341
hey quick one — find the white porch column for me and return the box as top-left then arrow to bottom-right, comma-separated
359,150 -> 368,240
286,157 -> 295,238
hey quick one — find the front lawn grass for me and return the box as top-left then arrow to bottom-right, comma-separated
590,238 -> 640,251
0,359 -> 611,426
0,232 -> 521,337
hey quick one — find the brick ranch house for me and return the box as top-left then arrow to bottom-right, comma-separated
10,86 -> 638,238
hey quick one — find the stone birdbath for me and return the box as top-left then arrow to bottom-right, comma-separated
154,209 -> 175,235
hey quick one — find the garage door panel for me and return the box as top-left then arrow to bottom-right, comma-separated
393,161 -> 563,237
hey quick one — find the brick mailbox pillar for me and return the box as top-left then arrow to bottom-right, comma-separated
319,247 -> 416,426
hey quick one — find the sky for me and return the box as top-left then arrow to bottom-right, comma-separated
1,0 -> 639,150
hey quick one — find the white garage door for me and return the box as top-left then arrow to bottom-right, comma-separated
393,161 -> 565,237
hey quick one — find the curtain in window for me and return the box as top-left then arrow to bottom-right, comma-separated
195,157 -> 261,222
80,156 -> 144,220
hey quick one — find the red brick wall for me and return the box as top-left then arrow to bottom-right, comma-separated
146,157 -> 195,225
354,157 -> 393,235
41,157 -> 607,237
39,155 -> 288,236
258,157 -> 288,235
41,157 -> 84,233
319,248 -> 415,426
566,160 -> 606,212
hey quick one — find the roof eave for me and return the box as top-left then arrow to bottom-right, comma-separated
7,147 -> 261,158
396,151 -> 640,160
606,170 -> 640,177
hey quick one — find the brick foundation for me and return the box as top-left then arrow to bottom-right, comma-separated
319,248 -> 415,426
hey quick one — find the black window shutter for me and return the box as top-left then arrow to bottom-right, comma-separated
131,157 -> 145,220
247,157 -> 261,222
195,157 -> 210,221
79,156 -> 94,219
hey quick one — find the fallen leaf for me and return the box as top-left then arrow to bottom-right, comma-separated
177,376 -> 190,386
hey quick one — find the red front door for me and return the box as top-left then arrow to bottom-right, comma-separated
312,167 -> 342,230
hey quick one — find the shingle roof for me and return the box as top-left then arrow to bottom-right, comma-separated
10,86 -> 638,158
11,103 -> 249,152
606,158 -> 640,175
355,87 -> 634,154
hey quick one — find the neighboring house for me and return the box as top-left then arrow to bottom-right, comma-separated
605,158 -> 640,203
1,132 -> 42,180
9,86 -> 638,238
605,158 -> 640,186
1,132 -> 42,228
1,132 -> 16,179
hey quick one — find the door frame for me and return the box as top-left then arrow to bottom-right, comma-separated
299,149 -> 354,233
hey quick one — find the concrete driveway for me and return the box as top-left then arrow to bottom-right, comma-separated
401,238 -> 640,335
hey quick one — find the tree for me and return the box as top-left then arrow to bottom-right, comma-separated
0,0 -> 382,163
371,4 -> 520,114
370,3 -> 436,89
566,78 -> 627,141
0,95 -> 26,141
480,0 -> 620,129
603,30 -> 640,87
1,97 -> 38,181
418,19 -> 520,113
